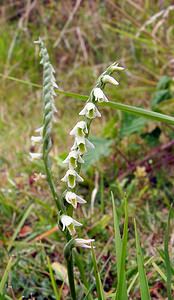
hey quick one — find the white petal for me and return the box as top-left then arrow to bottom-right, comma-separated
95,107 -> 101,117
85,139 -> 95,150
102,74 -> 119,86
53,82 -> 59,89
61,215 -> 73,231
71,140 -> 77,151
78,155 -> 84,164
76,195 -> 86,204
70,121 -> 88,137
79,106 -> 86,116
31,136 -> 42,143
76,173 -> 84,182
30,152 -> 42,160
93,88 -> 109,102
62,156 -> 69,164
72,219 -> 83,227
35,126 -> 43,134
75,238 -> 95,248
61,173 -> 68,182
110,63 -> 124,72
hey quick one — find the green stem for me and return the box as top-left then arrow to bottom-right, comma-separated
64,239 -> 77,300
66,252 -> 76,300
43,156 -> 63,212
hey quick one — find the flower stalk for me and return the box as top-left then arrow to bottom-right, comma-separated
60,61 -> 124,298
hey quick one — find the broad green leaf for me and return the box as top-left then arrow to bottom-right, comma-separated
120,112 -> 147,137
83,137 -> 113,171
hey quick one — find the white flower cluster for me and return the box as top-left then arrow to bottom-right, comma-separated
30,38 -> 58,161
60,62 -> 124,248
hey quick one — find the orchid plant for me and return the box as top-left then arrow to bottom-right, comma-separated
30,38 -> 124,299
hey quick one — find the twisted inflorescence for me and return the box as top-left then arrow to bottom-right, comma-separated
30,38 -> 58,161
60,62 -> 124,247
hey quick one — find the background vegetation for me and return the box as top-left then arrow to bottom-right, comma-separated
1,1 -> 174,299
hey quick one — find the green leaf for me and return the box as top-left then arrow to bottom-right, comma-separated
0,257 -> 13,295
2,73 -> 174,125
141,127 -> 161,147
91,245 -> 105,300
120,112 -> 147,137
134,220 -> 151,300
47,257 -> 61,300
99,101 -> 174,126
111,193 -> 128,300
151,90 -> 172,108
83,137 -> 113,171
112,193 -> 128,300
157,76 -> 172,90
164,206 -> 173,300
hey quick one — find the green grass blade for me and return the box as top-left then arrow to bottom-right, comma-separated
0,257 -> 13,295
115,196 -> 128,300
164,207 -> 173,300
111,191 -> 127,299
1,73 -> 174,125
100,101 -> 174,125
111,192 -> 122,275
47,256 -> 60,300
91,245 -> 105,300
134,219 -> 151,300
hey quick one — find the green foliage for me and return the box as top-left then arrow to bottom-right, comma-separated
112,192 -> 128,300
164,207 -> 173,300
120,112 -> 147,137
134,220 -> 151,300
83,137 -> 113,171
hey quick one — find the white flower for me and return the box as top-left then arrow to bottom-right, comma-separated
61,215 -> 82,235
71,137 -> 95,155
63,150 -> 84,169
110,62 -> 124,72
102,74 -> 119,86
65,191 -> 86,209
35,126 -> 43,134
31,136 -> 42,143
29,152 -> 42,161
52,81 -> 59,89
70,121 -> 88,137
93,88 -> 108,102
75,238 -> 95,249
79,103 -> 101,119
61,169 -> 83,188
